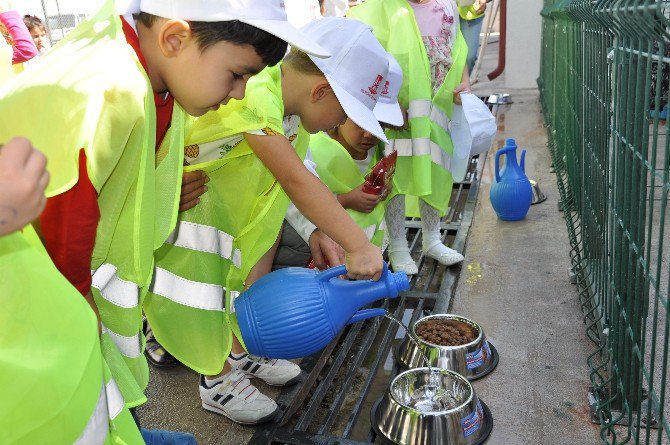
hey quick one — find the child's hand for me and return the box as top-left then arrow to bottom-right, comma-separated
345,241 -> 383,281
454,81 -> 472,105
0,137 -> 49,236
179,170 -> 209,212
308,229 -> 345,270
338,185 -> 380,213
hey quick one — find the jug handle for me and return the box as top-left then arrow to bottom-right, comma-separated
521,149 -> 526,174
316,262 -> 389,283
495,149 -> 503,183
347,308 -> 386,324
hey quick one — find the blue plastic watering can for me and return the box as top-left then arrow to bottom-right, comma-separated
234,262 -> 409,359
490,138 -> 533,221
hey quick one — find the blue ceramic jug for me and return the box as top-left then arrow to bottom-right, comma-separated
490,138 -> 533,221
234,262 -> 409,358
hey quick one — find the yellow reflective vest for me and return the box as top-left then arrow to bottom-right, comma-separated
0,226 -> 144,444
349,0 -> 467,216
0,0 -> 185,407
146,64 -> 310,374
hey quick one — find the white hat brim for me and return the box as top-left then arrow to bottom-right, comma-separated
242,18 -> 331,58
325,74 -> 388,143
374,101 -> 404,127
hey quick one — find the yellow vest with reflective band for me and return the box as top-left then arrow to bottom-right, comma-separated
459,5 -> 485,20
310,132 -> 385,247
0,226 -> 144,445
349,0 -> 467,216
146,64 -> 310,375
0,0 -> 185,407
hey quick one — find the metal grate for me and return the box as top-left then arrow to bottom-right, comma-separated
248,112 -> 493,444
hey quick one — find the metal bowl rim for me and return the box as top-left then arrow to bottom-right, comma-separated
388,367 -> 475,414
411,314 -> 484,349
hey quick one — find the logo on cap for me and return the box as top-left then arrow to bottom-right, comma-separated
381,80 -> 390,98
362,74 -> 384,101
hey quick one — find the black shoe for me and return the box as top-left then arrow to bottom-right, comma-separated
145,324 -> 179,368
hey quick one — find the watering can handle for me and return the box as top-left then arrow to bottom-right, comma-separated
316,262 -> 389,283
347,308 -> 386,324
494,149 -> 503,183
521,149 -> 526,174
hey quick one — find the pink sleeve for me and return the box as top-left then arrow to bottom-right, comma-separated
0,10 -> 38,64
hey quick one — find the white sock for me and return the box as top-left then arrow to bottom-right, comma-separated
230,351 -> 247,360
202,370 -> 234,388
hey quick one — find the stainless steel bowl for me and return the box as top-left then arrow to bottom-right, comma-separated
372,368 -> 492,445
396,315 -> 498,381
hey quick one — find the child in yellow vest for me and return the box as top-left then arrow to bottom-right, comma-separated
0,0 -> 328,421
284,54 -> 405,259
0,137 -> 152,445
349,0 -> 471,275
146,18 -> 391,425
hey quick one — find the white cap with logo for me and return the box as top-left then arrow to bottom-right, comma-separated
373,54 -> 403,127
117,0 -> 330,57
301,17 -> 390,143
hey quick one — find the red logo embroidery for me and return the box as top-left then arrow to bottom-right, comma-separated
368,75 -> 384,96
381,80 -> 390,97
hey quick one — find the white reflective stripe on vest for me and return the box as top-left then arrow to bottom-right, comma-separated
151,267 -> 224,311
363,224 -> 377,240
101,324 -> 142,359
391,138 -> 452,172
91,263 -> 140,309
407,99 -> 451,133
229,291 -> 241,313
165,221 -> 242,268
105,378 -> 125,420
74,383 -> 110,445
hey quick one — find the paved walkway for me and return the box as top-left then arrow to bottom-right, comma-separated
450,89 -> 602,445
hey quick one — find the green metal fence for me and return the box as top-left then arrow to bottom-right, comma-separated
539,1 -> 670,443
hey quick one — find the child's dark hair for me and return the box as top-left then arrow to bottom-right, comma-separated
134,13 -> 287,66
23,15 -> 45,32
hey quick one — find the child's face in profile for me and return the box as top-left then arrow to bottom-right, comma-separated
155,21 -> 266,117
29,26 -> 48,52
339,118 -> 380,158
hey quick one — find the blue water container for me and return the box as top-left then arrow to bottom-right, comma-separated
234,262 -> 409,358
490,138 -> 533,221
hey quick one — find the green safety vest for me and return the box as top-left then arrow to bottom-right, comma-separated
459,5 -> 485,20
349,0 -> 467,216
0,226 -> 144,445
309,132 -> 385,247
146,64 -> 310,375
0,0 -> 185,407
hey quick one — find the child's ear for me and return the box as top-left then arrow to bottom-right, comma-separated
310,79 -> 335,103
157,19 -> 192,58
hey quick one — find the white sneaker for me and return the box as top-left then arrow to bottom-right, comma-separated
199,372 -> 278,425
388,245 -> 419,275
423,240 -> 464,266
229,353 -> 301,387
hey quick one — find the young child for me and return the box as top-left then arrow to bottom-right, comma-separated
0,0 -> 327,417
145,18 -> 390,425
349,0 -> 470,275
22,15 -> 49,56
0,1 -> 37,82
0,137 -> 148,444
301,54 -> 404,252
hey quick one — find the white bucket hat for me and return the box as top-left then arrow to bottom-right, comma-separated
116,0 -> 330,57
373,54 -> 403,127
302,17 -> 390,142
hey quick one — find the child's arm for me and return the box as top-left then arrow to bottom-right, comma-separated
454,66 -> 472,105
0,9 -> 37,64
246,132 -> 383,280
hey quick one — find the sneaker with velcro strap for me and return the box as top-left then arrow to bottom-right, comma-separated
228,353 -> 301,387
199,372 -> 278,425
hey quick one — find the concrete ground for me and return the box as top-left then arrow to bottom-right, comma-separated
449,89 -> 602,445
